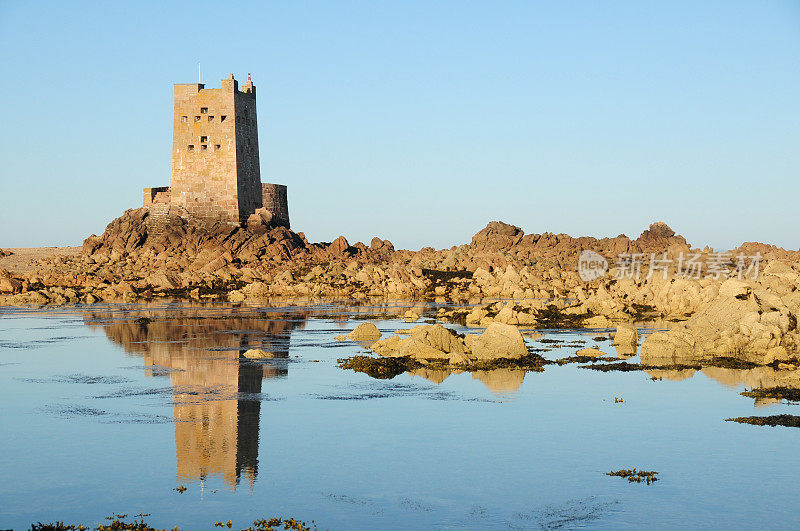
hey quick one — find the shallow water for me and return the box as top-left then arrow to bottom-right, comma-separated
1,301 -> 799,530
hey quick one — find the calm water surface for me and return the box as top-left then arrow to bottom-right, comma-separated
1,302 -> 798,530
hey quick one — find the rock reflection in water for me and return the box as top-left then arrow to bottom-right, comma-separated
84,306 -> 305,490
701,366 -> 800,408
472,369 -> 527,395
407,367 -> 527,395
645,364 -> 800,407
645,369 -> 696,382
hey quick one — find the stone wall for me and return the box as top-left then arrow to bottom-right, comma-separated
262,183 -> 290,228
234,84 -> 262,222
143,187 -> 170,206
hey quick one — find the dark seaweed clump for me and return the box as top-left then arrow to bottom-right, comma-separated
29,516 -> 315,531
422,269 -> 473,297
337,352 -> 547,380
606,468 -> 658,485
534,305 -> 589,328
465,352 -> 548,371
709,356 -> 759,369
577,361 -> 646,372
576,357 -> 762,373
337,355 -> 412,379
725,415 -> 800,428
628,303 -> 657,320
741,387 -> 800,402
556,356 -> 611,365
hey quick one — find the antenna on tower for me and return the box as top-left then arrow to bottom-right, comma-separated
198,62 -> 201,84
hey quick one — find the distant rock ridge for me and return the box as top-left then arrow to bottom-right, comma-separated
468,220 -> 692,266
2,210 -> 799,368
78,209 -> 704,275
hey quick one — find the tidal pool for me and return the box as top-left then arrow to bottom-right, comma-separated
1,302 -> 798,529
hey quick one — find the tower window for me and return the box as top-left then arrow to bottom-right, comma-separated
200,136 -> 208,143
187,145 -> 195,151
200,107 -> 208,114
220,115 -> 227,122
180,116 -> 187,123
201,145 -> 208,151
194,116 -> 201,122
208,116 -> 214,122
214,144 -> 221,151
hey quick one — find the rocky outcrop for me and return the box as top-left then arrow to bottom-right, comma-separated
641,266 -> 800,366
635,222 -> 689,253
346,322 -> 382,342
470,221 -> 524,252
5,208 -> 799,368
367,323 -> 529,365
0,269 -> 24,294
466,323 -> 528,360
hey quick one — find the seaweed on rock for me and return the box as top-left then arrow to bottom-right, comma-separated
725,415 -> 800,428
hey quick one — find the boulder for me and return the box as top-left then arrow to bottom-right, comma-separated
408,324 -> 466,354
0,275 -> 23,294
254,207 -> 274,225
470,323 -> 528,360
246,213 -> 266,231
369,324 -> 468,361
404,310 -> 420,322
470,221 -> 524,252
718,278 -> 750,299
576,347 -> 607,358
347,322 -> 382,341
370,237 -> 395,253
640,329 -> 697,365
330,236 -> 350,255
613,324 -> 638,346
242,348 -> 279,359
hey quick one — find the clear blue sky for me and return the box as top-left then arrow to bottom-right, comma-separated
1,1 -> 798,251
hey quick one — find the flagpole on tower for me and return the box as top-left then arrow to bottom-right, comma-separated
198,62 -> 201,84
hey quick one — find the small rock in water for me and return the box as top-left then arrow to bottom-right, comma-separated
404,310 -> 420,323
612,324 -> 638,345
469,323 -> 528,360
242,348 -> 277,359
576,347 -> 607,358
347,322 -> 382,341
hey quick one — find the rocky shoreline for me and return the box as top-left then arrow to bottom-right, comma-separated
1,208 -> 798,367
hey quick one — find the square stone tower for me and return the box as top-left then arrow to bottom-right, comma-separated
143,73 -> 290,231
169,74 -> 261,223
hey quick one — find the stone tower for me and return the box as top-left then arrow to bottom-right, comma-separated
144,73 -> 290,228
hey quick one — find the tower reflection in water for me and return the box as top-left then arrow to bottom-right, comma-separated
85,306 -> 304,490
